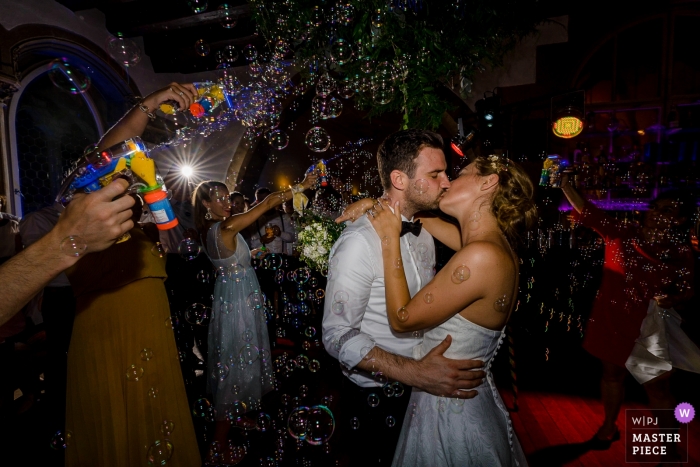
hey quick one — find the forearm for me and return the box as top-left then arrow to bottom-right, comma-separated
355,346 -> 421,387
98,105 -> 151,151
381,237 -> 411,329
561,183 -> 586,213
0,230 -> 78,325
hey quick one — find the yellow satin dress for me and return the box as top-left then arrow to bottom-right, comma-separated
65,227 -> 201,466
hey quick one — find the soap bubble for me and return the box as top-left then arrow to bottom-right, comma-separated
267,129 -> 289,150
225,400 -> 247,421
331,302 -> 344,315
106,35 -> 141,67
185,303 -> 211,325
47,60 -> 91,95
222,44 -> 239,63
60,235 -> 87,257
309,359 -> 321,372
316,74 -> 336,98
306,405 -> 335,445
140,348 -> 154,361
230,263 -> 246,282
257,412 -> 271,431
150,242 -> 167,257
371,9 -> 384,28
396,306 -> 409,322
148,387 -> 159,398
323,97 -> 343,119
494,294 -> 509,313
243,329 -> 253,342
194,39 -> 210,56
334,290 -> 349,303
49,430 -> 73,449
310,5 -> 324,27
392,382 -> 405,397
219,4 -> 237,28
423,292 -> 434,303
178,238 -> 201,260
468,211 -> 481,230
339,3 -> 355,24
243,44 -> 257,61
367,393 -> 380,408
192,397 -> 212,417
213,362 -> 229,381
165,316 -> 179,329
386,416 -> 396,427
331,38 -> 353,65
305,127 -> 331,152
160,420 -> 175,437
126,364 -> 144,381
350,417 -> 360,429
239,344 -> 259,365
196,270 -> 210,282
287,406 -> 309,440
373,84 -> 394,105
273,39 -> 290,60
338,77 -> 355,99
451,265 -> 471,283
304,326 -> 316,338
147,439 -> 173,466
188,0 -> 207,13
413,179 -> 428,194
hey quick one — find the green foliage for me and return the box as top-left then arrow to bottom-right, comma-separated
250,0 -> 543,129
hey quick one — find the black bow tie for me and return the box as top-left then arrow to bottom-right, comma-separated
400,220 -> 423,237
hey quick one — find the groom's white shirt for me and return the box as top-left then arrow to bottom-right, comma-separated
322,214 -> 436,387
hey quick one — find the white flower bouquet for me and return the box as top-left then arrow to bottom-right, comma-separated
295,210 -> 345,273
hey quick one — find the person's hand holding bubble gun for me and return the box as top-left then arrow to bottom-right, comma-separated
539,155 -> 571,188
57,137 -> 180,238
142,83 -> 199,119
158,82 -> 226,118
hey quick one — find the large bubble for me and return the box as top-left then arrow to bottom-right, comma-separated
305,127 -> 331,152
106,35 -> 141,67
47,60 -> 91,95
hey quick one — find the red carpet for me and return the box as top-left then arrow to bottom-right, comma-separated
500,390 -> 700,466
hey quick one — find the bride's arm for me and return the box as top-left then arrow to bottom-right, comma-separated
337,199 -> 462,250
369,202 -> 494,333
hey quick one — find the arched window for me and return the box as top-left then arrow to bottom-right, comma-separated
9,46 -> 130,216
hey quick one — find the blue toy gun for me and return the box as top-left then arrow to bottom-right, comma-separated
57,137 -> 178,231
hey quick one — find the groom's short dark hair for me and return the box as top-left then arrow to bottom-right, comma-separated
377,129 -> 443,191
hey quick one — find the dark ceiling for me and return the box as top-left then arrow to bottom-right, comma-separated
55,0 -> 260,74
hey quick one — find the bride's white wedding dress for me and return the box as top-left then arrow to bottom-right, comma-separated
392,313 -> 528,467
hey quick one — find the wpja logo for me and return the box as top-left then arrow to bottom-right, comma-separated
625,403 -> 694,463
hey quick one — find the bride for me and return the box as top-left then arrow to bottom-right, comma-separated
344,155 -> 536,466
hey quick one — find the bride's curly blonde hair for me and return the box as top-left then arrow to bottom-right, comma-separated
474,155 -> 538,250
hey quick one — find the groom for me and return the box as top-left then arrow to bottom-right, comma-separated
323,129 -> 485,466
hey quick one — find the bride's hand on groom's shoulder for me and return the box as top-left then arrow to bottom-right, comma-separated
411,335 -> 486,399
335,198 -> 376,223
367,200 -> 402,239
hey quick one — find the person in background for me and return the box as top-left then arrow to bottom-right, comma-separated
19,201 -> 77,443
63,82 -> 201,466
0,195 -> 20,265
560,176 -> 697,456
249,191 -> 295,256
191,171 -> 317,451
229,191 -> 248,215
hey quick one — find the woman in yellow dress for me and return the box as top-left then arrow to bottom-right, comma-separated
64,83 -> 202,466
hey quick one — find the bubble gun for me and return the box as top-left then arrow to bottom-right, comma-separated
539,155 -> 570,188
158,82 -> 226,118
57,137 -> 179,232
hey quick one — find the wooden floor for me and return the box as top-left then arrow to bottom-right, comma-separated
499,390 -> 700,466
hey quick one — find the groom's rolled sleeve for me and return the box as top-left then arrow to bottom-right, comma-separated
322,231 -> 376,369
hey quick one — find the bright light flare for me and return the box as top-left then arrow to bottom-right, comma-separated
180,165 -> 194,178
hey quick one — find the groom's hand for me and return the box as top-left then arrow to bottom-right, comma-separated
413,335 -> 485,399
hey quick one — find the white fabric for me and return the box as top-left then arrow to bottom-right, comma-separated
393,314 -> 527,467
322,214 -> 436,387
625,300 -> 700,384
